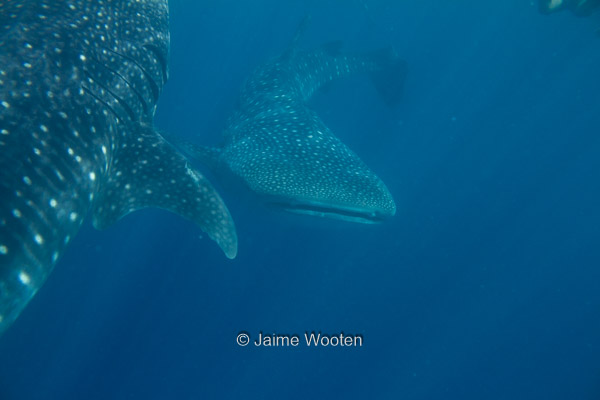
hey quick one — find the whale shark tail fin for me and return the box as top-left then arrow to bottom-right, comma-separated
369,47 -> 408,107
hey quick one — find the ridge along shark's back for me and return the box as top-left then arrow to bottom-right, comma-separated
0,0 -> 237,336
184,34 -> 406,224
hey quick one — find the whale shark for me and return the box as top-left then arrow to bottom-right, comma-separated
181,30 -> 406,224
0,0 -> 237,335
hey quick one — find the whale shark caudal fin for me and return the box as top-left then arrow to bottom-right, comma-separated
92,124 -> 237,259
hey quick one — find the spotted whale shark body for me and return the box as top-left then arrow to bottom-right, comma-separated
183,33 -> 405,224
0,0 -> 237,335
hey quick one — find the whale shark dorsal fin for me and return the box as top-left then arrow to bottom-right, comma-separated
92,124 -> 237,259
292,15 -> 311,45
282,15 -> 312,60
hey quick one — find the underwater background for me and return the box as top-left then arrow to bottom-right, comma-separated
1,0 -> 599,398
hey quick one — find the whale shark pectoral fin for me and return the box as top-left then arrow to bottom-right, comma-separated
92,124 -> 237,259
369,48 -> 408,107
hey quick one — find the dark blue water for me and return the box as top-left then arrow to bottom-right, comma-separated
1,1 -> 599,399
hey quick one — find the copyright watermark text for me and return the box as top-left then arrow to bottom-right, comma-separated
236,331 -> 363,347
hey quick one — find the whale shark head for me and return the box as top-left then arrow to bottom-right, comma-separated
0,0 -> 236,335
181,38 -> 403,224
219,105 -> 397,224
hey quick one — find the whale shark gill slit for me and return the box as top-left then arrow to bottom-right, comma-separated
87,52 -> 149,116
83,72 -> 135,122
81,84 -> 125,125
143,43 -> 169,83
102,46 -> 161,105
0,0 -> 237,336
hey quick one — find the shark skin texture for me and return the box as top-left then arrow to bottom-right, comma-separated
181,35 -> 406,225
0,0 -> 237,336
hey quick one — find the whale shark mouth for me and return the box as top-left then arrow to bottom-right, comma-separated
267,200 -> 390,224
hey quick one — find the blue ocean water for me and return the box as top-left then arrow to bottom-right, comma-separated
1,1 -> 599,399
